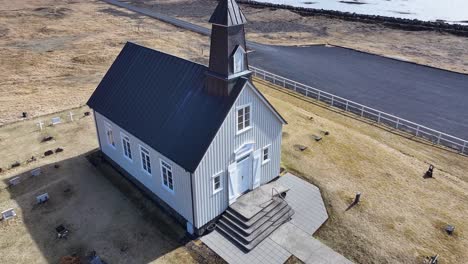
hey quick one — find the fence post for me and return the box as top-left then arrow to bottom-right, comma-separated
331,96 -> 334,106
360,106 -> 364,117
416,125 -> 420,136
437,133 -> 442,144
345,101 -> 349,111
294,82 -> 297,91
463,142 -> 466,154
396,119 -> 400,129
305,88 -> 308,97
377,112 -> 381,123
317,91 -> 320,100
283,79 -> 286,88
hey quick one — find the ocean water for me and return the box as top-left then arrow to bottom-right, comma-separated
253,0 -> 468,24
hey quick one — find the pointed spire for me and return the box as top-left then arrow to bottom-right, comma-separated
209,0 -> 247,26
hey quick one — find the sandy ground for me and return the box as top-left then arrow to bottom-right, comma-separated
128,0 -> 468,74
254,79 -> 468,264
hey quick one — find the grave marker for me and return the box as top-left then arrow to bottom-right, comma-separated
37,121 -> 44,131
1,208 -> 16,220
31,168 -> 41,177
36,193 -> 49,204
9,176 -> 20,186
51,117 -> 61,125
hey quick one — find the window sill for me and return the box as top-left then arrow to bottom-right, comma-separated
142,170 -> 152,177
262,159 -> 270,166
236,126 -> 252,136
162,185 -> 175,194
212,188 -> 223,196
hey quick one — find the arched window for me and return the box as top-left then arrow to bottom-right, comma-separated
233,46 -> 245,74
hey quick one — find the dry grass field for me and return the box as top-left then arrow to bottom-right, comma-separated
254,79 -> 468,264
0,0 -> 210,125
130,0 -> 468,74
0,109 -> 202,264
1,0 -> 468,263
0,81 -> 466,264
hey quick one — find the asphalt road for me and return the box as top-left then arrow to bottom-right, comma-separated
104,0 -> 468,140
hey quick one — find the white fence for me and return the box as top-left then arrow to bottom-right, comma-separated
250,66 -> 468,155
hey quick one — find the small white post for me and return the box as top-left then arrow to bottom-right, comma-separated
396,119 -> 400,129
437,133 -> 442,144
377,112 -> 381,123
283,79 -> 285,88
37,121 -> 44,131
360,107 -> 364,117
345,101 -> 349,111
462,141 -> 466,154
416,125 -> 420,136
69,112 -> 74,121
294,82 -> 297,91
331,96 -> 334,106
317,91 -> 320,100
305,89 -> 308,97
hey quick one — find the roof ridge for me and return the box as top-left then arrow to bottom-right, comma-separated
126,41 -> 208,69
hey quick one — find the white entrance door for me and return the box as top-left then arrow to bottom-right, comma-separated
236,155 -> 252,195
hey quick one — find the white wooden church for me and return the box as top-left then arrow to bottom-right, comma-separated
87,0 -> 286,237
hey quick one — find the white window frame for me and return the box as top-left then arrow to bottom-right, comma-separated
121,132 -> 132,161
140,146 -> 152,176
104,122 -> 115,148
262,144 -> 271,165
212,171 -> 223,195
236,103 -> 252,135
160,159 -> 174,193
233,46 -> 245,74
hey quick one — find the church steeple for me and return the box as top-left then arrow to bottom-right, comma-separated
205,0 -> 251,95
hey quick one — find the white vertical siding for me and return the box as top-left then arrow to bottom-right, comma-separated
95,112 -> 193,224
193,82 -> 283,228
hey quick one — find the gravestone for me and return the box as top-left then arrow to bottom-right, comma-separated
1,208 -> 16,220
36,193 -> 49,204
9,176 -> 20,186
31,168 -> 41,177
51,117 -> 61,125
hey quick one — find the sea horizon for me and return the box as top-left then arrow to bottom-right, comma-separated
252,0 -> 468,25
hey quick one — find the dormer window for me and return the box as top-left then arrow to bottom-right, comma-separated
233,46 -> 245,74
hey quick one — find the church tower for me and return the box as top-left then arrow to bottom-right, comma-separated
205,0 -> 251,95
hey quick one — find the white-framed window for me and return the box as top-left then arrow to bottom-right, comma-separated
140,146 -> 151,175
160,160 -> 174,192
212,171 -> 223,194
237,104 -> 251,134
105,122 -> 115,148
121,133 -> 132,161
233,46 -> 245,73
262,145 -> 270,165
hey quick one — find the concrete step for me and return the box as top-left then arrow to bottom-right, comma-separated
225,197 -> 284,228
218,204 -> 292,243
216,207 -> 294,252
220,201 -> 289,236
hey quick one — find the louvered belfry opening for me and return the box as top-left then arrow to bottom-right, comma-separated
205,0 -> 251,96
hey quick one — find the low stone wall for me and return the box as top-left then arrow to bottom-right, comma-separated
238,0 -> 468,37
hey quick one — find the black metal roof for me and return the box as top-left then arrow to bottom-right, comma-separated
209,0 -> 247,26
87,42 -> 248,172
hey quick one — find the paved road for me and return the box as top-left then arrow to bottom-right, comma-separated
103,0 -> 468,140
